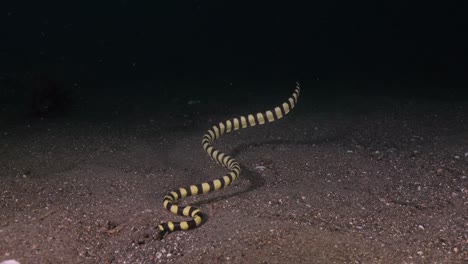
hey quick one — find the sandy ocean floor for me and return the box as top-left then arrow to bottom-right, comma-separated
0,81 -> 467,263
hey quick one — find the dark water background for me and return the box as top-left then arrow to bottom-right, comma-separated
1,1 -> 467,120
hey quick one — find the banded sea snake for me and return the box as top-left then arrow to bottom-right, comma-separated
158,82 -> 301,238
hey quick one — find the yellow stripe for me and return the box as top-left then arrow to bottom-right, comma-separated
219,122 -> 226,135
212,150 -> 219,161
170,205 -> 178,214
213,126 -> 220,139
180,221 -> 189,230
179,188 -> 188,199
202,182 -> 211,194
207,146 -> 214,155
257,113 -> 265,124
240,116 -> 247,128
223,156 -> 230,166
275,107 -> 283,119
191,208 -> 201,217
227,158 -> 233,168
293,91 -> 299,102
230,171 -> 237,181
182,206 -> 192,216
233,118 -> 240,130
190,185 -> 199,195
168,222 -> 175,231
226,120 -> 232,132
223,175 -> 231,186
217,153 -> 225,164
203,142 -> 209,151
213,179 -> 222,190
194,215 -> 202,225
282,102 -> 290,114
248,114 -> 256,126
266,110 -> 275,122
170,191 -> 178,200
208,129 -> 215,140
288,98 -> 295,109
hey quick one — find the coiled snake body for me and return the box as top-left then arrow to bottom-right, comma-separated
158,83 -> 300,238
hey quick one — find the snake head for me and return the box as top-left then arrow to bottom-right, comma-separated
155,224 -> 169,240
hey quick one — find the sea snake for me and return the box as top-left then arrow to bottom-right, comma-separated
157,82 -> 300,238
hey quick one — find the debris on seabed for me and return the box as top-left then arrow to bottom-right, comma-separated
187,100 -> 201,105
0,260 -> 20,264
255,165 -> 266,171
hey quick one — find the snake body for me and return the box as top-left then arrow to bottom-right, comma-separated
158,82 -> 300,238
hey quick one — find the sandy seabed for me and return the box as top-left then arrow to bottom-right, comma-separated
1,84 -> 467,263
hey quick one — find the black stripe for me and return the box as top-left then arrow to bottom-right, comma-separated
280,104 -> 288,116
204,133 -> 212,143
185,187 -> 192,197
218,177 -> 226,189
222,156 -> 230,167
227,158 -> 235,168
187,219 -> 197,229
195,183 -> 203,193
226,173 -> 233,183
188,206 -> 198,216
168,193 -> 176,201
203,143 -> 209,152
253,113 -> 260,125
213,125 -> 220,137
219,121 -> 226,132
286,98 -> 294,111
202,137 -> 211,144
208,180 -> 215,191
174,189 -> 182,200
208,129 -> 216,140
172,222 -> 181,231
177,206 -> 185,216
